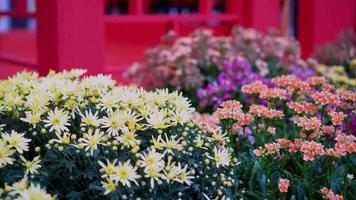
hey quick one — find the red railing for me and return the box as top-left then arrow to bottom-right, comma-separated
0,2 -> 37,68
0,0 -> 355,77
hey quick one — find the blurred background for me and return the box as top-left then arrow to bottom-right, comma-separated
0,0 -> 355,81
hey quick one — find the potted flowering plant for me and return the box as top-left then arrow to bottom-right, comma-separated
314,29 -> 356,77
0,70 -> 239,199
200,75 -> 356,199
126,26 -> 316,112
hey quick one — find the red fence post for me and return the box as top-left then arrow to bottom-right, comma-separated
297,0 -> 356,58
199,0 -> 213,16
13,0 -> 27,14
129,0 -> 144,15
36,0 -> 105,75
237,0 -> 281,33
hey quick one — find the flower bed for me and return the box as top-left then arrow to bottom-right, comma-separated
196,75 -> 356,199
314,30 -> 356,90
127,26 -> 316,112
0,70 -> 238,199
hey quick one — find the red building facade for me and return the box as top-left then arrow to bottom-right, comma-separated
0,0 -> 355,80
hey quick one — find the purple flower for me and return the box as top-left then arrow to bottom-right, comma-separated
197,57 -> 266,108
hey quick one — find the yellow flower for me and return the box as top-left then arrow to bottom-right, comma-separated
20,111 -> 42,127
208,147 -> 231,168
160,133 -> 182,155
0,140 -> 15,168
78,129 -> 105,156
144,166 -> 164,188
151,135 -> 164,150
20,156 -> 41,175
11,176 -> 29,192
116,128 -> 138,147
112,161 -> 141,187
330,65 -> 345,74
212,130 -> 228,143
170,109 -> 193,126
99,93 -> 119,111
2,130 -> 31,154
24,91 -> 50,113
43,108 -> 70,133
79,110 -> 100,127
138,149 -> 164,169
98,159 -> 118,178
194,135 -> 206,149
101,111 -> 126,136
146,111 -> 168,129
173,96 -> 192,112
162,164 -> 183,184
101,179 -> 117,195
176,165 -> 194,185
15,184 -> 53,200
52,132 -> 71,145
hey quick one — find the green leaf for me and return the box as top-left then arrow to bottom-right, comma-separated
66,191 -> 83,200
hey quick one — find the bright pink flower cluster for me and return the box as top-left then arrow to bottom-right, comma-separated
253,138 -> 302,157
241,81 -> 268,95
328,111 -> 347,126
327,132 -> 356,157
271,75 -> 310,93
338,90 -> 356,102
300,141 -> 325,161
278,178 -> 290,193
320,187 -> 344,200
214,100 -> 254,126
312,91 -> 340,106
287,101 -> 317,114
249,105 -> 284,119
306,76 -> 335,91
193,112 -> 220,133
259,88 -> 287,100
254,132 -> 356,160
296,116 -> 322,131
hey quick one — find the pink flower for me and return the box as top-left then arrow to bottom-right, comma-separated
287,101 -> 317,114
300,141 -> 325,161
221,100 -> 242,110
241,81 -> 268,95
249,105 -> 284,119
296,116 -> 321,131
338,90 -> 356,102
259,88 -> 287,100
278,178 -> 290,193
312,91 -> 340,106
320,187 -> 344,200
267,127 -> 276,135
254,146 -> 264,157
328,111 -> 347,126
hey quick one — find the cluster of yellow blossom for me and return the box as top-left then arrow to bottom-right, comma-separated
317,63 -> 356,89
0,70 -> 238,199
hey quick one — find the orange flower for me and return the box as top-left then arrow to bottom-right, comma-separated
338,90 -> 356,102
278,178 -> 290,193
253,146 -> 264,157
249,105 -> 284,119
221,100 -> 242,110
328,111 -> 347,126
312,91 -> 340,106
300,141 -> 325,161
241,81 -> 268,95
267,127 -> 276,135
296,116 -> 321,131
306,76 -> 334,91
287,101 -> 317,114
320,187 -> 344,200
272,75 -> 300,88
259,88 -> 287,100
